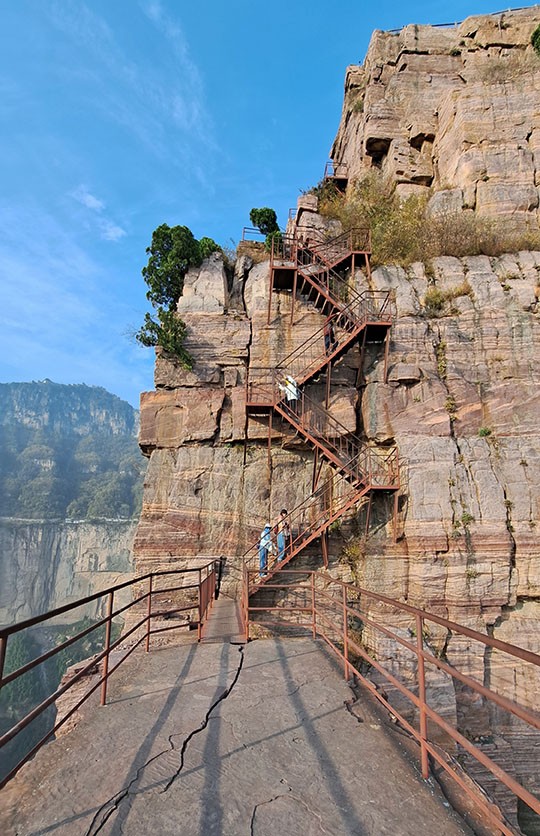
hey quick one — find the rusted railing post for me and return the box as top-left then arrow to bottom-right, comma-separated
416,613 -> 429,779
243,566 -> 250,642
100,590 -> 114,706
311,572 -> 316,638
145,575 -> 153,653
0,634 -> 7,689
342,584 -> 351,681
198,568 -> 203,641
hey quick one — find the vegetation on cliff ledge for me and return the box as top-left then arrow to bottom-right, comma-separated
136,223 -> 220,365
249,207 -> 282,251
317,172 -> 540,268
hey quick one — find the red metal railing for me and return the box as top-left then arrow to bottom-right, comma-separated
241,465 -> 371,589
274,291 -> 390,385
0,562 -> 217,788
243,568 -> 540,835
247,371 -> 399,488
308,227 -> 372,266
324,160 -> 349,181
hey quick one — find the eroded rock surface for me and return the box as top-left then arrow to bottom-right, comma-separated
331,7 -> 540,229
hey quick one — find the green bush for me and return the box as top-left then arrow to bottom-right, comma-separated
249,207 -> 279,237
264,229 -> 282,252
198,236 -> 221,259
142,224 -> 202,310
424,287 -> 446,315
135,309 -> 193,369
138,223 -> 221,364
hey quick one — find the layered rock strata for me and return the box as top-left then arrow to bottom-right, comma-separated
331,7 -> 540,229
0,519 -> 136,624
135,252 -> 362,594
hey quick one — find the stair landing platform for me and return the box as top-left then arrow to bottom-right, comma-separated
1,638 -> 475,836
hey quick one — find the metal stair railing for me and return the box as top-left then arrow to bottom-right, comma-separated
242,463 -> 370,590
270,231 -> 376,325
247,370 -> 399,489
308,226 -> 372,268
270,234 -> 297,267
275,291 -> 390,386
296,246 -> 362,313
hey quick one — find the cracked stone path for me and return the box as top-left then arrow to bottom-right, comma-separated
0,638 -> 474,836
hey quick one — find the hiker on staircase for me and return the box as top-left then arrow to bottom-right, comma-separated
259,524 -> 272,577
279,374 -> 300,417
323,314 -> 338,356
276,509 -> 291,562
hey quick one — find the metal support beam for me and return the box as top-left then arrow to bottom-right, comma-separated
291,269 -> 297,325
364,494 -> 373,538
312,447 -> 319,492
321,530 -> 328,569
268,410 -> 272,470
393,490 -> 399,543
325,361 -> 332,409
356,328 -> 368,389
267,267 -> 273,325
365,253 -> 372,282
383,328 -> 391,384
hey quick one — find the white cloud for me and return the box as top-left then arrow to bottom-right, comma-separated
71,185 -> 105,211
100,221 -> 127,241
70,184 -> 127,243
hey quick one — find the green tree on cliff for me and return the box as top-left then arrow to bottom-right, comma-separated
249,207 -> 282,252
136,224 -> 220,364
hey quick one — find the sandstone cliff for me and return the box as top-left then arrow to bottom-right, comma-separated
331,7 -> 540,231
133,8 -> 540,827
0,520 -> 136,624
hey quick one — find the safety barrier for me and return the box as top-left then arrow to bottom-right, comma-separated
0,562 -> 217,787
241,463 -> 371,587
243,568 -> 540,835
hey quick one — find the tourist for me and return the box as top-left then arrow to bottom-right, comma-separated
259,523 -> 272,577
276,509 -> 291,562
323,315 -> 338,356
279,374 -> 300,415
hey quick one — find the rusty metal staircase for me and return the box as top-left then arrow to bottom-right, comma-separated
242,464 -> 376,591
267,227 -> 373,324
245,228 -> 399,589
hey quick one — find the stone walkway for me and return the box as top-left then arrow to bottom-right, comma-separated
0,636 -> 474,836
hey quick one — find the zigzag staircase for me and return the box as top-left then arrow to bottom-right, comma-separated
244,228 -> 399,591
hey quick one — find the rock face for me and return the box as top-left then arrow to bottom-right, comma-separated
0,520 -> 136,624
133,9 -> 540,826
0,382 -> 143,625
135,254 -> 360,589
331,7 -> 540,229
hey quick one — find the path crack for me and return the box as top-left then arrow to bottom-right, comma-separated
162,644 -> 244,792
249,783 -> 331,835
85,644 -> 244,835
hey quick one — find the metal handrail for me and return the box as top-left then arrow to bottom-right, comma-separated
308,226 -> 372,263
241,226 -> 266,241
243,568 -> 540,835
324,160 -> 349,180
247,370 -> 399,489
0,562 -> 217,788
241,464 -> 370,585
275,291 -> 390,385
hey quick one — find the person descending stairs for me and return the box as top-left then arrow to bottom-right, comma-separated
244,227 -> 400,590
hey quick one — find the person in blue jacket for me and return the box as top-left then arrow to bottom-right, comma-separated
259,523 -> 272,577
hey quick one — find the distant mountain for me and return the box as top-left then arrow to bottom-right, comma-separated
0,381 -> 144,520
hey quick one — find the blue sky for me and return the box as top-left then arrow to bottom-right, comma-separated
0,0 -> 530,408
